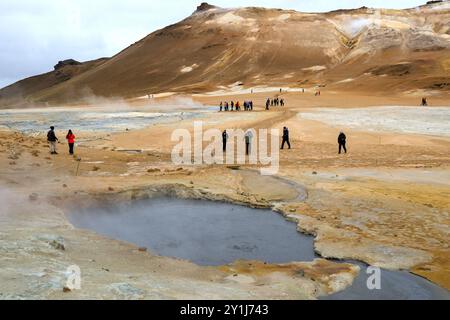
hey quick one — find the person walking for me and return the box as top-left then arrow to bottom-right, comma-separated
47,126 -> 59,155
266,99 -> 270,110
245,130 -> 254,156
338,132 -> 347,154
222,130 -> 229,152
66,130 -> 76,155
281,127 -> 291,150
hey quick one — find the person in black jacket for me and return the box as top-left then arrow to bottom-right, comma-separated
281,127 -> 291,150
47,126 -> 59,155
222,130 -> 229,152
338,132 -> 347,154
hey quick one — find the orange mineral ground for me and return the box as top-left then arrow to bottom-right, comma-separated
0,2 -> 449,300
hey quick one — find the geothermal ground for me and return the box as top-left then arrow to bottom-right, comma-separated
0,89 -> 449,299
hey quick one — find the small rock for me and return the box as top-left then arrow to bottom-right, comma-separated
54,59 -> 81,70
29,193 -> 39,201
108,187 -> 115,191
63,286 -> 72,293
62,184 -> 68,188
138,247 -> 147,252
312,171 -> 318,175
49,239 -> 65,251
296,270 -> 305,277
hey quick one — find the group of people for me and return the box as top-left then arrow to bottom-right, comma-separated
221,127 -> 348,155
46,116 -> 348,159
219,101 -> 254,112
47,126 -> 76,156
265,98 -> 285,110
220,98 -> 287,112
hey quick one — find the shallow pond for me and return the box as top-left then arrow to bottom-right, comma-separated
68,198 -> 449,300
299,106 -> 450,137
0,107 -> 210,134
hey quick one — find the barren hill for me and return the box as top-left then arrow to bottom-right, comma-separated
1,1 -> 449,107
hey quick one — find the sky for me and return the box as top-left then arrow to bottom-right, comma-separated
0,0 -> 427,88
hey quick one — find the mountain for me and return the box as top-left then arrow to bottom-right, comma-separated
1,1 -> 449,107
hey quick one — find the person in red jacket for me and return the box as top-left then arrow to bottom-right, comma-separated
66,130 -> 76,155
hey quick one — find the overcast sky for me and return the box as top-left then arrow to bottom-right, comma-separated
0,0 -> 426,88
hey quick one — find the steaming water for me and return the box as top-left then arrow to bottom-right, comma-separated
69,198 -> 317,265
299,106 -> 450,137
0,107 -> 209,134
68,198 -> 449,300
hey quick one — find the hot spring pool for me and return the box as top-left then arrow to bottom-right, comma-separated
68,198 -> 449,300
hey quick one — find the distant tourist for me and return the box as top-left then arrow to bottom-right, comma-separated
47,126 -> 59,155
281,127 -> 291,150
222,130 -> 229,152
421,97 -> 428,106
266,98 -> 270,110
338,132 -> 347,154
66,130 -> 76,155
280,99 -> 285,106
219,101 -> 223,112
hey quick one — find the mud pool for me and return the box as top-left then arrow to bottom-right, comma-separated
68,198 -> 450,300
68,198 -> 317,265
